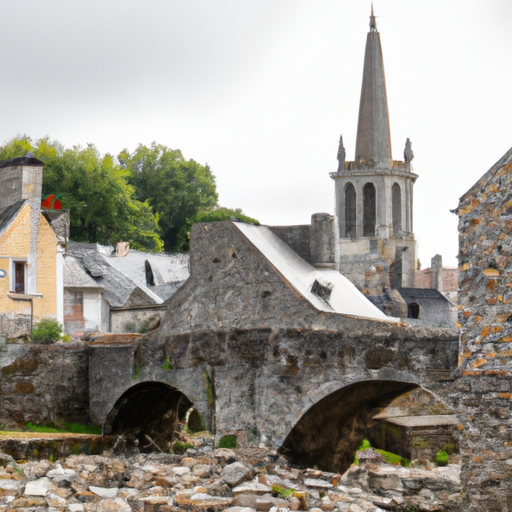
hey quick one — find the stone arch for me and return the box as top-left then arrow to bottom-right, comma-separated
278,379 -> 456,474
344,182 -> 357,238
363,182 -> 376,236
392,182 -> 402,235
103,381 -> 195,451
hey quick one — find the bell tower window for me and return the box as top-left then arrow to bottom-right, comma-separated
392,183 -> 402,236
344,183 -> 356,238
363,182 -> 376,236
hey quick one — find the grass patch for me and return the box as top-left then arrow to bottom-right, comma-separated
24,422 -> 101,435
172,441 -> 192,454
354,438 -> 410,467
272,485 -> 295,498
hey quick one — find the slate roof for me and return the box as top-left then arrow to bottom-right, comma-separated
106,250 -> 189,301
63,253 -> 102,289
398,288 -> 450,302
235,223 -> 396,322
64,242 -> 189,308
0,200 -> 26,236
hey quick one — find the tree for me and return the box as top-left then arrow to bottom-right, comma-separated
176,207 -> 259,252
0,136 -> 164,251
119,143 -> 218,251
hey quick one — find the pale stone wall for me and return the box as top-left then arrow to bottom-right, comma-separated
110,306 -> 166,334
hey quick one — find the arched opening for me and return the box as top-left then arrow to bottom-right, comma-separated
363,182 -> 376,236
392,183 -> 402,236
408,301 -> 420,319
344,182 -> 356,238
103,381 -> 200,451
278,380 -> 457,474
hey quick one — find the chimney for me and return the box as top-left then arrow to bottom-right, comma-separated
431,254 -> 443,292
0,153 -> 44,209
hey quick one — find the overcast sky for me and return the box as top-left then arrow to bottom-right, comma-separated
1,1 -> 511,267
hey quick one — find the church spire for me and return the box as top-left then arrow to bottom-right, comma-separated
355,5 -> 392,167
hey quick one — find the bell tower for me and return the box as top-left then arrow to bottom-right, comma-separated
330,7 -> 418,298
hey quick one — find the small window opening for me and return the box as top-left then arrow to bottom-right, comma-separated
363,182 -> 376,237
144,260 -> 154,286
408,301 -> 420,319
311,278 -> 333,304
14,262 -> 25,293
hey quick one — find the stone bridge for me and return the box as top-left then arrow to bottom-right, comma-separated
88,221 -> 459,474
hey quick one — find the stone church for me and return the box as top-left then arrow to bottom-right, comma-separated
271,8 -> 453,326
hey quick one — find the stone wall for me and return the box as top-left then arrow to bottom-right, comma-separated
269,225 -> 311,263
415,267 -> 458,293
110,304 -> 166,334
457,146 -> 512,511
0,343 -> 89,427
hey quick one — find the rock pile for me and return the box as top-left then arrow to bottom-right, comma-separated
0,446 -> 461,511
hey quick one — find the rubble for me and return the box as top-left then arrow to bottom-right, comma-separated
0,447 -> 461,511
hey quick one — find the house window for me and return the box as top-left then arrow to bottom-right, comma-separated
13,261 -> 25,293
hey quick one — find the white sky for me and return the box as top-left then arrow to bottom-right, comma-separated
1,0 -> 511,267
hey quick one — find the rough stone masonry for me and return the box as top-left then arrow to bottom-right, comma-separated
456,146 -> 512,511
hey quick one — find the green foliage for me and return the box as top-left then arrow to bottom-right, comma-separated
61,334 -> 72,343
272,485 -> 296,498
176,207 -> 259,252
172,441 -> 192,454
125,322 -> 137,332
353,439 -> 410,467
120,143 -> 219,251
26,422 -> 61,433
217,434 -> 237,449
203,372 -> 214,407
133,363 -> 142,380
31,317 -> 63,344
0,136 -> 163,252
436,449 -> 449,466
25,422 -> 101,435
359,439 -> 371,450
64,423 -> 102,435
162,357 -> 173,371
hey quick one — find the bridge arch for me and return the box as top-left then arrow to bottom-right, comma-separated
103,381 -> 201,451
278,378 -> 456,474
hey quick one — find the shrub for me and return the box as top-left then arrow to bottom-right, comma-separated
436,449 -> 449,466
31,318 -> 62,344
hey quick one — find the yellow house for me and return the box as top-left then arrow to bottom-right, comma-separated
0,154 -> 64,339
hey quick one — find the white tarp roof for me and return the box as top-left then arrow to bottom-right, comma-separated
235,223 -> 398,323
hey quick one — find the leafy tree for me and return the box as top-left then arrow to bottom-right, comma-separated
119,143 -> 218,251
0,136 -> 163,251
176,207 -> 259,252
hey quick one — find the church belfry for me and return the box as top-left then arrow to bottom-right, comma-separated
330,7 -> 418,299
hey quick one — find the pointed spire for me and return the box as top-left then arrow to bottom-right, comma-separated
369,2 -> 377,31
355,5 -> 392,167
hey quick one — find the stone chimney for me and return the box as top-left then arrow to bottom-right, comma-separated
0,153 -> 44,209
431,254 -> 443,292
310,213 -> 336,269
